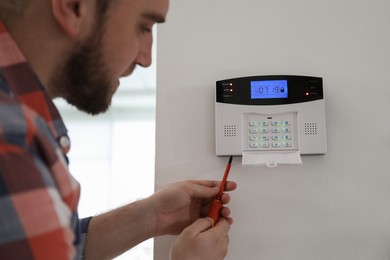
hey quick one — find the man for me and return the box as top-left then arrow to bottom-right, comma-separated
0,0 -> 236,259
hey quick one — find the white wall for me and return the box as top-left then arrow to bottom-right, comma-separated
155,0 -> 390,259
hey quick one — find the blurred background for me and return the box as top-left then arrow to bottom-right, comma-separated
54,28 -> 158,260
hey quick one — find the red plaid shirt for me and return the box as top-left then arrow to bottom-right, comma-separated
0,22 -> 90,259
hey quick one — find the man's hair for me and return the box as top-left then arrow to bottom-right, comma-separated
0,0 -> 113,22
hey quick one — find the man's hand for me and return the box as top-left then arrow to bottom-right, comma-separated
150,180 -> 236,236
170,217 -> 230,260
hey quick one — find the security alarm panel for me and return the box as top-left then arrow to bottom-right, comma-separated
215,75 -> 327,156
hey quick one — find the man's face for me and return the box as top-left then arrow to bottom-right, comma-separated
51,0 -> 169,115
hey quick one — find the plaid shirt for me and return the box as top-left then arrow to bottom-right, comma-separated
0,23 -> 90,259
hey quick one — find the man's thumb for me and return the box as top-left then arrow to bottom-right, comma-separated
185,218 -> 213,236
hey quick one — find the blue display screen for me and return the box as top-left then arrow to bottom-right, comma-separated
250,80 -> 288,99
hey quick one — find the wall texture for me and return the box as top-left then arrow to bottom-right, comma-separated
155,0 -> 390,259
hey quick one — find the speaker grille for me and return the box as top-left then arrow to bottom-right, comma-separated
304,122 -> 318,135
224,125 -> 237,137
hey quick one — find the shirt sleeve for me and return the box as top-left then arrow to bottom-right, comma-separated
75,217 -> 93,259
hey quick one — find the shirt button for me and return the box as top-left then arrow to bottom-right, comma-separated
59,136 -> 71,148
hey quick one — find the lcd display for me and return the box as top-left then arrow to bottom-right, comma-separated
250,80 -> 288,99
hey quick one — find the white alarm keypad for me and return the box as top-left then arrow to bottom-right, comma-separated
244,112 -> 299,151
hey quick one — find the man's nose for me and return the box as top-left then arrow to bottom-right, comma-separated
135,43 -> 152,68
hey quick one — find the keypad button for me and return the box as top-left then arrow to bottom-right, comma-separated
249,121 -> 258,127
260,142 -> 269,148
272,128 -> 280,133
250,143 -> 259,148
283,142 -> 292,147
249,129 -> 258,134
260,128 -> 269,133
283,135 -> 291,140
250,136 -> 258,141
272,142 -> 281,148
282,128 -> 291,133
260,136 -> 269,141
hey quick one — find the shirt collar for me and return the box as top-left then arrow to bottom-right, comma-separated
0,22 -> 70,153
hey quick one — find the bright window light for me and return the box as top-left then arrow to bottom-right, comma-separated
54,28 -> 157,260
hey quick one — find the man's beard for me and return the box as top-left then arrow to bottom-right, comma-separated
50,27 -> 115,115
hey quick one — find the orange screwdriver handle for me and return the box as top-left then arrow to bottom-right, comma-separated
207,199 -> 223,226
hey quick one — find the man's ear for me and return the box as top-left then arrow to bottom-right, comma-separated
51,0 -> 86,37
